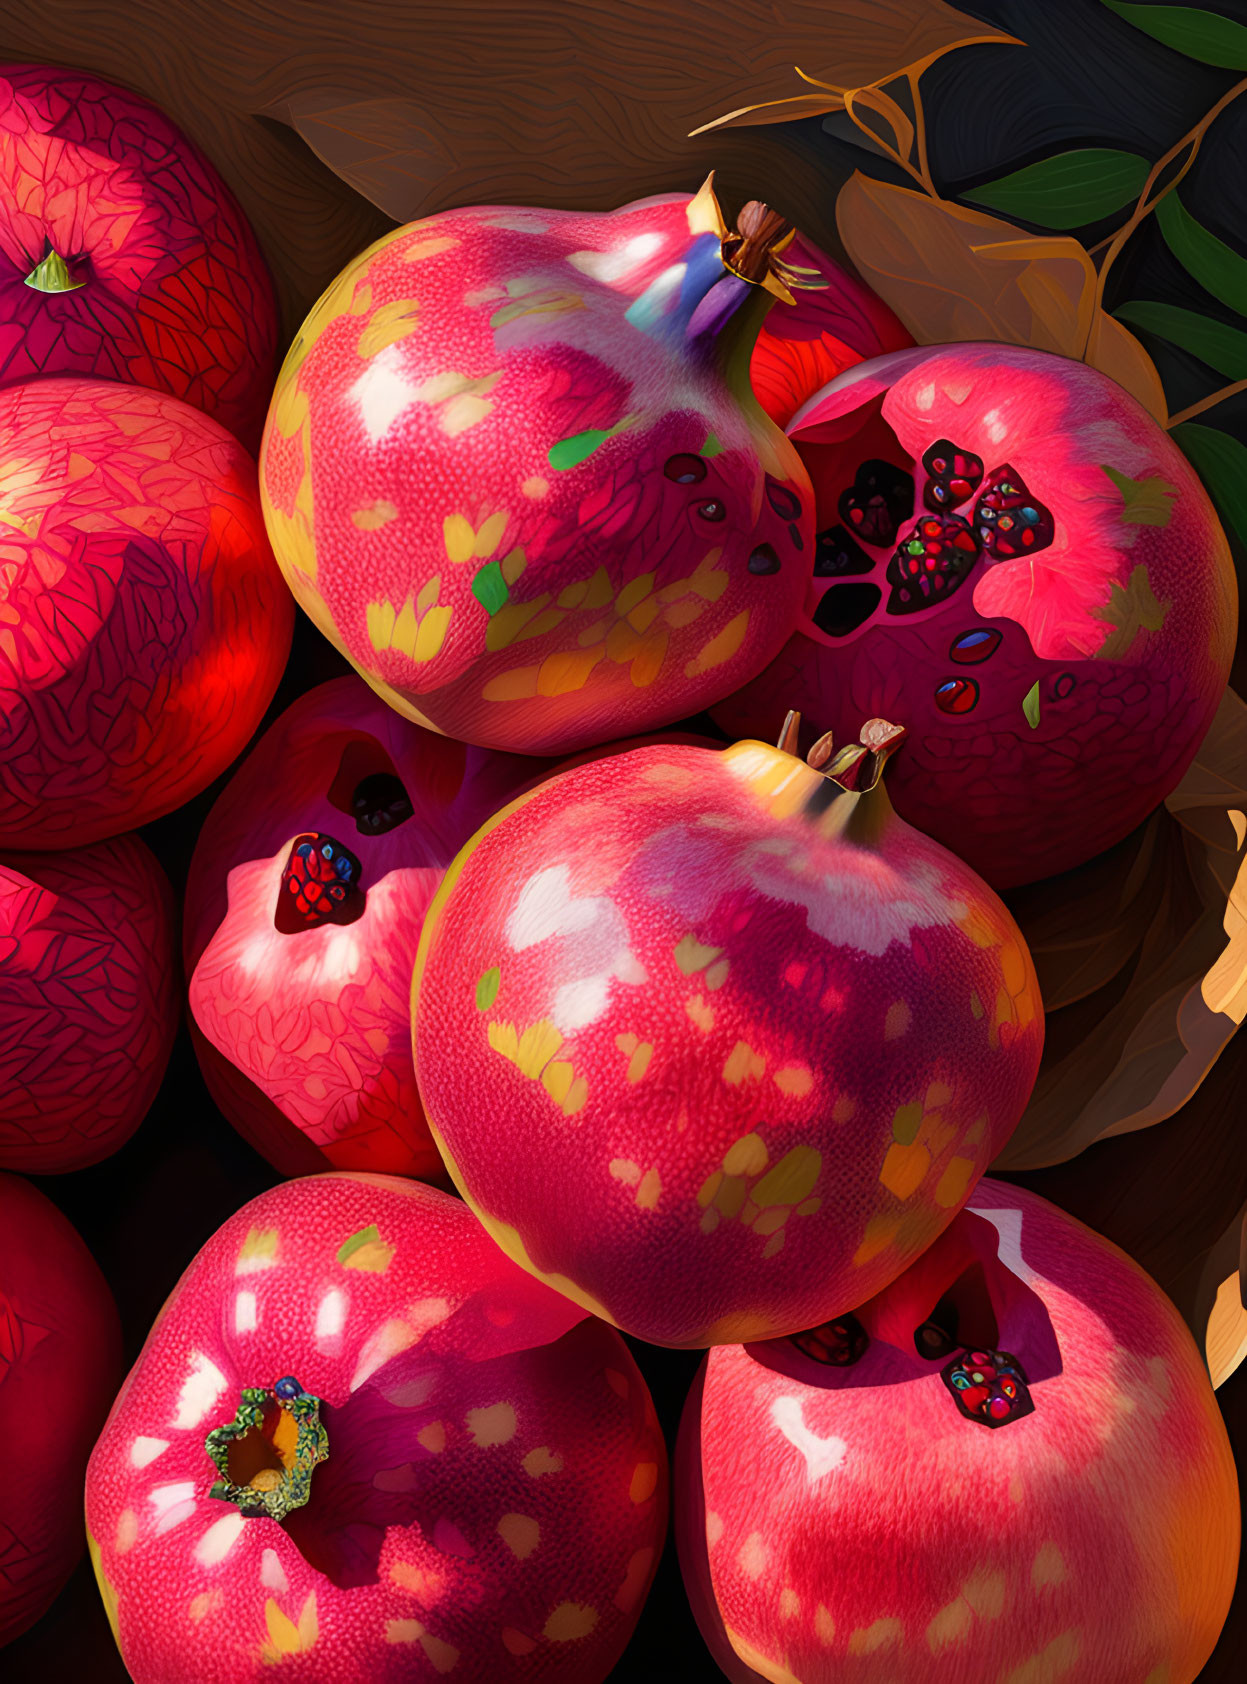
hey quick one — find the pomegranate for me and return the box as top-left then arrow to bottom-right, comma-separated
259,178 -> 820,753
0,834 -> 177,1173
85,1173 -> 667,1683
412,717 -> 1043,1348
0,377 -> 293,849
0,63 -> 278,449
0,1172 -> 122,1646
185,676 -> 547,1180
676,1177 -> 1240,1684
711,343 -> 1237,887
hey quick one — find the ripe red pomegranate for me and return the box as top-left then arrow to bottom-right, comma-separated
85,1173 -> 667,1683
260,178 -> 823,754
711,344 -> 1237,886
676,1177 -> 1240,1684
1,1172 -> 122,1646
185,676 -> 546,1180
413,718 -> 1043,1348
0,378 -> 293,849
0,834 -> 177,1173
0,63 -> 278,449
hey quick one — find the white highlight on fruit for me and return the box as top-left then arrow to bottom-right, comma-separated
568,232 -> 664,283
553,974 -> 611,1030
771,1395 -> 848,1484
508,864 -> 604,949
981,406 -> 1008,446
150,1481 -> 198,1535
261,1548 -> 290,1592
171,1353 -> 228,1429
351,343 -> 420,443
506,863 -> 644,1034
970,1204 -> 1035,1283
315,1288 -> 347,1341
129,1436 -> 168,1469
195,1513 -> 245,1567
234,1291 -> 258,1335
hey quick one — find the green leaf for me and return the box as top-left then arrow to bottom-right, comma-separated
471,560 -> 509,615
1023,681 -> 1042,729
475,966 -> 501,1011
337,1224 -> 385,1266
962,148 -> 1150,228
1114,299 -> 1247,377
1172,422 -> 1247,547
1103,3 -> 1247,68
1154,192 -> 1247,317
1100,463 -> 1179,525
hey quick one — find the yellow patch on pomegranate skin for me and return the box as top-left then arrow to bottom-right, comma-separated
629,1461 -> 659,1503
848,1616 -> 903,1654
543,1603 -> 599,1642
724,1627 -> 804,1684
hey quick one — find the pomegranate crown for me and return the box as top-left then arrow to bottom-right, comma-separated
691,172 -> 829,305
778,710 -> 906,795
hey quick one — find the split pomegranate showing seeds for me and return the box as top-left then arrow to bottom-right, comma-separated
412,717 -> 1043,1349
0,1172 -> 122,1647
676,1178 -> 1241,1684
0,834 -> 177,1173
0,378 -> 294,849
185,677 -> 547,1180
85,1174 -> 667,1683
259,177 -> 818,755
711,343 -> 1237,887
0,63 -> 278,449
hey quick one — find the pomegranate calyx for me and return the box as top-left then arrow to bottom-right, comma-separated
722,199 -> 797,302
204,1375 -> 328,1522
24,243 -> 85,293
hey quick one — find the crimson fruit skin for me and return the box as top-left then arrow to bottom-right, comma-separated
711,343 -> 1238,888
675,1179 -> 1241,1684
0,63 -> 278,449
0,833 -> 177,1172
259,186 -> 816,756
747,230 -> 913,431
85,1173 -> 668,1684
0,1172 -> 122,1647
0,377 -> 294,849
412,737 -> 1043,1349
185,676 -> 547,1180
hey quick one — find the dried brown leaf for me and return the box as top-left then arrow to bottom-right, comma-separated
995,689 -> 1247,1171
835,176 -> 1169,419
1006,816 -> 1165,1012
836,174 -> 1097,354
1195,1202 -> 1247,1388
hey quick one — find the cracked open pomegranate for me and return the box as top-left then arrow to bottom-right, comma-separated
412,718 -> 1043,1349
259,178 -> 823,754
676,1177 -> 1240,1684
711,344 -> 1237,887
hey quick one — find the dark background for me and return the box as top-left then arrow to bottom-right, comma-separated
5,0 -> 1247,1677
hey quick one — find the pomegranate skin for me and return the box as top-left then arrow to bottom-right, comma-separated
0,63 -> 278,448
0,1172 -> 122,1647
185,676 -> 547,1180
259,186 -> 818,755
712,343 -> 1237,887
85,1173 -> 667,1684
676,1178 -> 1240,1684
0,377 -> 294,849
0,833 -> 177,1172
412,737 -> 1043,1349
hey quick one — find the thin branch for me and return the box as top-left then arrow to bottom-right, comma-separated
1088,73 -> 1247,267
906,68 -> 937,198
843,85 -> 928,191
1168,377 -> 1247,429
